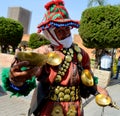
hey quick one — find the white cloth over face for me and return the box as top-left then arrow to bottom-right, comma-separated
100,55 -> 112,69
43,28 -> 73,48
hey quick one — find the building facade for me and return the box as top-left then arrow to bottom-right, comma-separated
7,7 -> 31,34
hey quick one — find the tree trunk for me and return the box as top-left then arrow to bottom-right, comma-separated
110,48 -> 115,78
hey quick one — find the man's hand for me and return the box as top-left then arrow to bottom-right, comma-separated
10,60 -> 42,84
96,86 -> 109,96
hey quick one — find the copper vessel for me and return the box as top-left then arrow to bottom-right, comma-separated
16,51 -> 62,66
81,69 -> 94,86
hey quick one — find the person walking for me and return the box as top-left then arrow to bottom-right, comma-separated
100,50 -> 112,71
114,56 -> 120,79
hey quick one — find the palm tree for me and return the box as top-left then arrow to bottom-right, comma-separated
88,0 -> 106,7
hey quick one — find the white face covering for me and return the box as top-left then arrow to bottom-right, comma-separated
43,27 -> 73,48
59,35 -> 73,48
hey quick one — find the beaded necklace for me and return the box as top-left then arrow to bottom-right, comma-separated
54,43 -> 83,83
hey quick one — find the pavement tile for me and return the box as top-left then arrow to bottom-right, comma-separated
84,76 -> 120,116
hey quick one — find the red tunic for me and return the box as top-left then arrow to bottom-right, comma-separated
35,46 -> 90,116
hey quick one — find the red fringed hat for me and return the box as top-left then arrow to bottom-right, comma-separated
37,0 -> 80,33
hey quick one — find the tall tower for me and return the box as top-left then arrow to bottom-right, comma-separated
7,7 -> 31,34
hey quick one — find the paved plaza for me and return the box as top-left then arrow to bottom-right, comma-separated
0,75 -> 120,116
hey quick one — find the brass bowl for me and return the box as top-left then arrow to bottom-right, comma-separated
95,94 -> 111,106
81,69 -> 94,86
16,51 -> 62,66
47,52 -> 62,66
16,51 -> 48,66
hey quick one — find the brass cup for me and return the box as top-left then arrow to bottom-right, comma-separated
16,51 -> 62,66
95,94 -> 111,106
47,52 -> 62,66
16,51 -> 48,66
81,69 -> 94,86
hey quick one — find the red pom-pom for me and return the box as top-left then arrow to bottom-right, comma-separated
45,0 -> 64,10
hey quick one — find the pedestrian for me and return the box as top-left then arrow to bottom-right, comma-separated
23,45 -> 27,51
15,46 -> 22,56
18,46 -> 22,51
1,0 -> 117,116
114,56 -> 120,79
100,50 -> 112,71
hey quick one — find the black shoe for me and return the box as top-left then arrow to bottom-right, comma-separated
113,78 -> 117,79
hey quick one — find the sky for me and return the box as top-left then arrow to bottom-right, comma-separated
0,0 -> 120,35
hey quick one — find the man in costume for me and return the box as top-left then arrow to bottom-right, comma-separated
1,0 -> 117,116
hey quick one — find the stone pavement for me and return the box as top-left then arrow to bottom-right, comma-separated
0,76 -> 120,116
0,95 -> 30,116
84,77 -> 120,116
0,88 -> 34,116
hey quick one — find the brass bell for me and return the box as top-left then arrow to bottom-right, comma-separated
64,94 -> 71,101
58,92 -> 64,98
59,87 -> 65,92
64,89 -> 70,94
55,75 -> 62,82
51,94 -> 57,101
74,45 -> 81,52
65,55 -> 72,62
71,96 -> 75,101
69,48 -> 74,54
55,88 -> 59,95
81,69 -> 94,86
77,53 -> 82,62
70,91 -> 75,97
